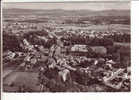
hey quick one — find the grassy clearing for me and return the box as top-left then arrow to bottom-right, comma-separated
3,71 -> 39,92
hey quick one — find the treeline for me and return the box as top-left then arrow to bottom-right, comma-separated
22,30 -> 56,48
3,30 -> 130,52
64,16 -> 130,25
3,30 -> 56,51
62,33 -> 130,47
105,34 -> 130,43
3,34 -> 22,52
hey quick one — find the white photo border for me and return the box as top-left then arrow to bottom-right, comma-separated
2,1 -> 139,100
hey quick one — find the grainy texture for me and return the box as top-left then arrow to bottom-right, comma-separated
2,2 -> 130,92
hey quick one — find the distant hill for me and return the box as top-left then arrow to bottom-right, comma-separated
3,8 -> 130,17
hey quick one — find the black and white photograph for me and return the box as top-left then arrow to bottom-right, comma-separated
2,1 -> 131,92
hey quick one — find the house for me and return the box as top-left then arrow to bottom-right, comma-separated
71,45 -> 88,52
70,45 -> 89,56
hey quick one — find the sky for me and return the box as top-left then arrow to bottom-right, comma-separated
3,1 -> 130,11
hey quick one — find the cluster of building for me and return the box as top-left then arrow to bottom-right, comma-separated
3,23 -> 130,92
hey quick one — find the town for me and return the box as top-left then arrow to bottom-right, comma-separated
3,7 -> 130,92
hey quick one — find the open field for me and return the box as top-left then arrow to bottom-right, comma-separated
3,71 -> 39,92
